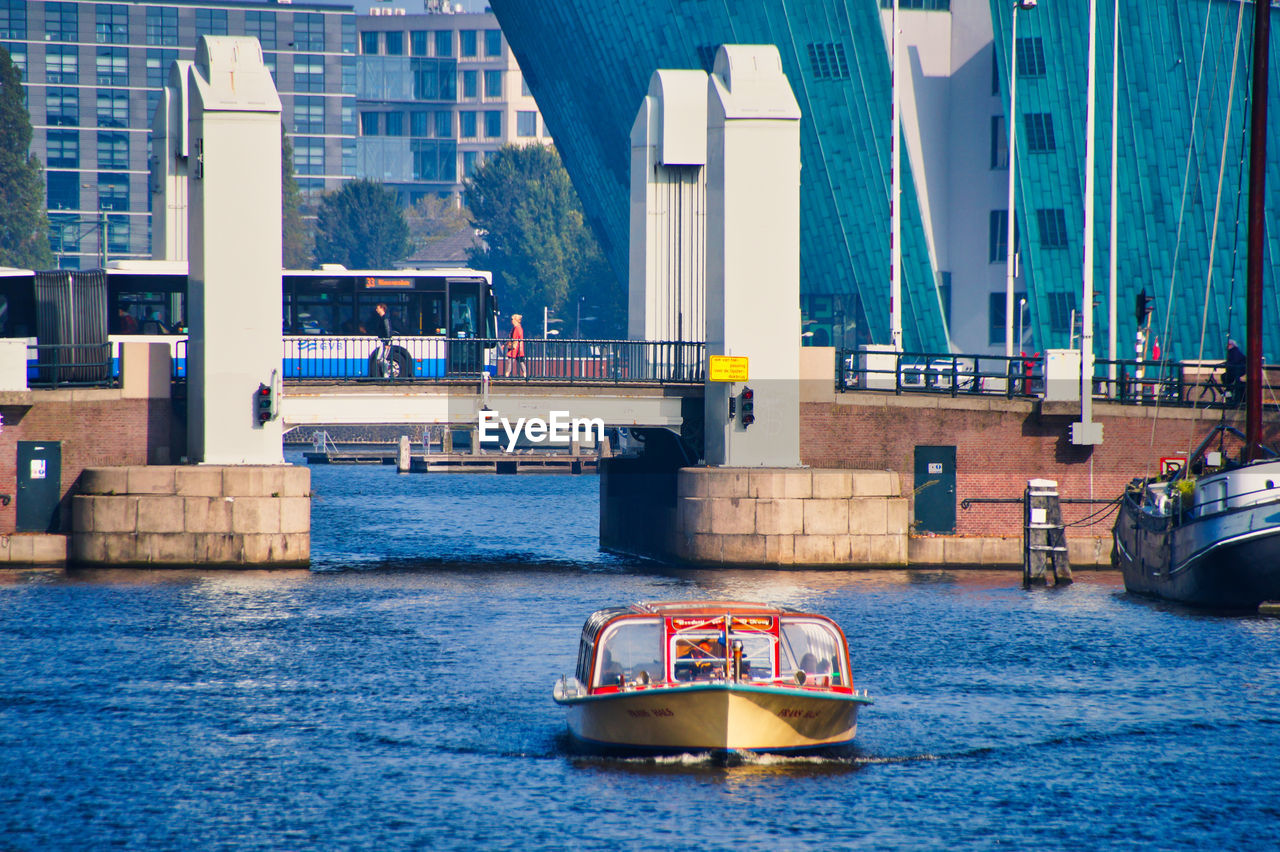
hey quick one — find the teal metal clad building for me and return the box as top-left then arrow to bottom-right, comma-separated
489,0 -> 950,352
992,0 -> 1280,362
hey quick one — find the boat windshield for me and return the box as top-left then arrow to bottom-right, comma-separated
779,619 -> 846,684
593,618 -> 662,687
670,623 -> 776,683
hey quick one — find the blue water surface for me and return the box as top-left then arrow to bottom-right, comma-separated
3,459 -> 1280,850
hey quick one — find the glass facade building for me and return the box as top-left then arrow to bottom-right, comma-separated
4,2 -> 546,270
492,0 -> 1280,357
354,9 -> 549,207
2,0 -> 355,269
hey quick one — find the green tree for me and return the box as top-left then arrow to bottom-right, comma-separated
281,128 -> 311,269
313,178 -> 410,269
405,193 -> 473,256
0,45 -> 54,269
465,144 -> 623,337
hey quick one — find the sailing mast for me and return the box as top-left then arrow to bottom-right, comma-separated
1245,0 -> 1270,460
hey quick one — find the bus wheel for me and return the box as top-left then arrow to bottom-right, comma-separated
392,347 -> 415,378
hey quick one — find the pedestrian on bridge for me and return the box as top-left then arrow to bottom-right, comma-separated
506,314 -> 526,378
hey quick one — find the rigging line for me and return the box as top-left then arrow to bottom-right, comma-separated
1162,0 -> 1218,347
1147,0 -> 1218,445
1161,0 -> 1248,453
1188,0 -> 1247,428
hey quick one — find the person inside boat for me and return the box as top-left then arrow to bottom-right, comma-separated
674,635 -> 726,681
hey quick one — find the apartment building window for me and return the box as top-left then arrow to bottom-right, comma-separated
146,50 -> 178,89
460,111 -> 477,138
97,89 -> 129,127
516,111 -> 537,138
46,2 -> 77,43
460,30 -> 477,57
46,46 -> 79,85
484,30 -> 502,57
196,9 -> 228,37
463,150 -> 479,176
1016,37 -> 1046,77
385,31 -> 404,56
988,291 -> 1026,346
360,112 -> 379,136
435,110 -> 453,138
1024,113 -> 1056,153
263,52 -> 277,78
989,210 -> 1009,263
295,139 -> 325,175
1047,292 -> 1077,335
1036,208 -> 1068,248
342,56 -> 356,92
990,115 -> 1008,169
385,111 -> 405,136
294,13 -> 326,52
484,70 -> 503,98
341,17 -> 355,55
435,30 -> 453,57
3,43 -> 25,76
97,48 -> 129,87
360,31 -> 379,55
246,12 -> 277,50
97,132 -> 129,170
294,97 -> 325,134
411,31 -> 428,56
294,55 -> 326,93
462,70 -> 478,98
48,173 -> 79,211
46,130 -> 80,168
342,139 -> 356,176
411,111 -> 428,137
0,0 -> 27,40
46,87 -> 79,126
483,110 -> 501,138
146,6 -> 178,46
341,101 -> 356,134
98,173 -> 129,211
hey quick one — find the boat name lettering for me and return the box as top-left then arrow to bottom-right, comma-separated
626,708 -> 674,718
778,709 -> 821,719
477,409 -> 606,453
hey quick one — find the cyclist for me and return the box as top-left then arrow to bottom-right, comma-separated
369,302 -> 395,377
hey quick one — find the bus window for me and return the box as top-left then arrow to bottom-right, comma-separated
450,283 -> 479,338
423,293 -> 446,335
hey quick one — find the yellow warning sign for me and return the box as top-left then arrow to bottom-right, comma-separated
708,355 -> 749,383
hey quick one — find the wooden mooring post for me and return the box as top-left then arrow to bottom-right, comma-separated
1024,478 -> 1072,587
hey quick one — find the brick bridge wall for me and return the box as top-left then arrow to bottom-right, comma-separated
0,390 -> 171,534
800,394 -> 1280,537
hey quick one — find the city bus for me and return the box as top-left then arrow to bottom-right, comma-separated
0,261 -> 499,380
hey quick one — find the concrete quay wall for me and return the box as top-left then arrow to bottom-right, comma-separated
602,465 -> 908,566
71,466 -> 310,567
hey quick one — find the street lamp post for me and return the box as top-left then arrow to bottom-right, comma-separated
1017,297 -> 1027,351
1005,0 -> 1037,359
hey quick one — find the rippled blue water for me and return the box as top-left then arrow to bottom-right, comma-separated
4,458 -> 1280,850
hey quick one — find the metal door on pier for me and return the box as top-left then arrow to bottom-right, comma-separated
17,441 -> 62,533
914,445 -> 956,534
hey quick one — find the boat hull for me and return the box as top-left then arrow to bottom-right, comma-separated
1114,496 -> 1280,609
557,684 -> 867,753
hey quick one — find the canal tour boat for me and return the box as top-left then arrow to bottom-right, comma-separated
552,601 -> 872,754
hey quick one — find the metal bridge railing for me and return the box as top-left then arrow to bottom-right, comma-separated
836,348 -> 1279,410
492,338 -> 705,384
27,342 -> 117,388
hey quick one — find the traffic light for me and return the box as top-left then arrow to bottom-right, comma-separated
1134,290 -> 1151,325
255,383 -> 274,426
740,386 -> 755,427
